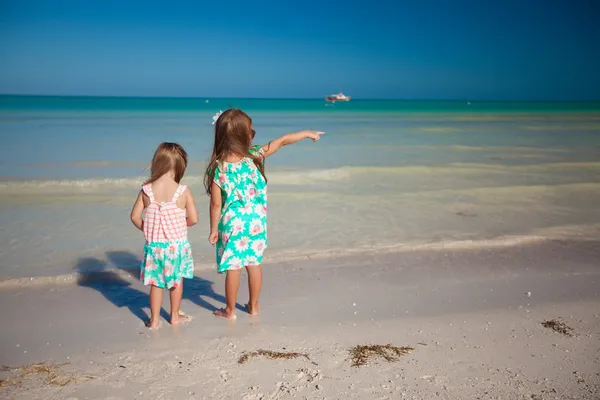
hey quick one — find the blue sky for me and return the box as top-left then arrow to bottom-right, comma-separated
1,0 -> 599,100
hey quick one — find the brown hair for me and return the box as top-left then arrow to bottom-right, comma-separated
145,142 -> 188,185
204,109 -> 266,195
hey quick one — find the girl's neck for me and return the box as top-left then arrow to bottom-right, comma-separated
156,170 -> 177,182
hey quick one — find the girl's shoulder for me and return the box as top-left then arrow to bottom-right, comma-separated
176,183 -> 188,196
141,183 -> 153,198
249,145 -> 265,158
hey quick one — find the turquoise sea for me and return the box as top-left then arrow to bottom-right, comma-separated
1,95 -> 600,282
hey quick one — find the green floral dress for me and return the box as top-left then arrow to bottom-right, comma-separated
213,145 -> 267,273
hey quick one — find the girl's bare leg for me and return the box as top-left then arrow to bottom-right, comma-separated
214,269 -> 241,319
148,285 -> 163,329
246,265 -> 262,316
169,281 -> 188,325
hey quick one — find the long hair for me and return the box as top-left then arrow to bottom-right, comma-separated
144,142 -> 188,185
204,109 -> 266,195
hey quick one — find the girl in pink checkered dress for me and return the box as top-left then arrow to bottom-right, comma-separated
130,142 -> 199,329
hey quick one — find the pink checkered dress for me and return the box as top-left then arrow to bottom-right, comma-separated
142,184 -> 188,243
140,184 -> 194,289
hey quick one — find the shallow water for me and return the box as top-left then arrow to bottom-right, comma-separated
1,97 -> 600,281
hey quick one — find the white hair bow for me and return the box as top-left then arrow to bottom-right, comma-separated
212,110 -> 223,125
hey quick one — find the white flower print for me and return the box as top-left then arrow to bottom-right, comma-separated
222,249 -> 233,262
223,209 -> 235,224
167,244 -> 178,260
246,186 -> 257,200
231,217 -> 245,235
222,232 -> 231,244
250,171 -> 258,183
251,239 -> 266,255
254,204 -> 267,217
249,218 -> 263,236
240,203 -> 253,215
234,236 -> 250,252
218,173 -> 228,185
145,257 -> 157,271
245,255 -> 259,266
228,257 -> 243,270
164,259 -> 174,277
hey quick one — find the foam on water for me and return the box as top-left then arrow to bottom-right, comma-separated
0,169 -> 353,195
2,161 -> 600,196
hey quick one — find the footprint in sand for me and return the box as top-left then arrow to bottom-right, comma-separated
241,386 -> 265,400
220,370 -> 230,382
421,375 -> 449,385
296,367 -> 322,384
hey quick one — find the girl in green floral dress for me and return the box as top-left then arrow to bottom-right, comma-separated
204,109 -> 324,319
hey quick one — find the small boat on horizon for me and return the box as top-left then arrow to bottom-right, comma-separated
325,92 -> 351,102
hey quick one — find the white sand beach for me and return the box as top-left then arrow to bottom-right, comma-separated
1,240 -> 599,399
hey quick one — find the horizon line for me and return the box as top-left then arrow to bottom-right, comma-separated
1,93 -> 600,102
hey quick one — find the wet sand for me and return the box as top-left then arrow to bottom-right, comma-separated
1,239 -> 599,399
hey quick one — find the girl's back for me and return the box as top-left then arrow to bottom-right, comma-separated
147,179 -> 182,205
214,145 -> 267,216
142,179 -> 189,244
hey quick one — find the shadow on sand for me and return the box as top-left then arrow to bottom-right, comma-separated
74,250 -> 244,324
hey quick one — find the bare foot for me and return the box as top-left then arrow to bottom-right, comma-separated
146,318 -> 160,329
214,308 -> 237,320
170,311 -> 190,325
246,303 -> 260,316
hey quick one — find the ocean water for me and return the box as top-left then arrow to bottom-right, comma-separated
1,95 -> 600,282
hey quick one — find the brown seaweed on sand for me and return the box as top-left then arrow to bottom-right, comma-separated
349,344 -> 414,367
0,362 -> 95,388
542,319 -> 574,336
238,349 -> 310,364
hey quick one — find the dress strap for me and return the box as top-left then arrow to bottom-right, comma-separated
142,184 -> 155,202
171,184 -> 187,202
